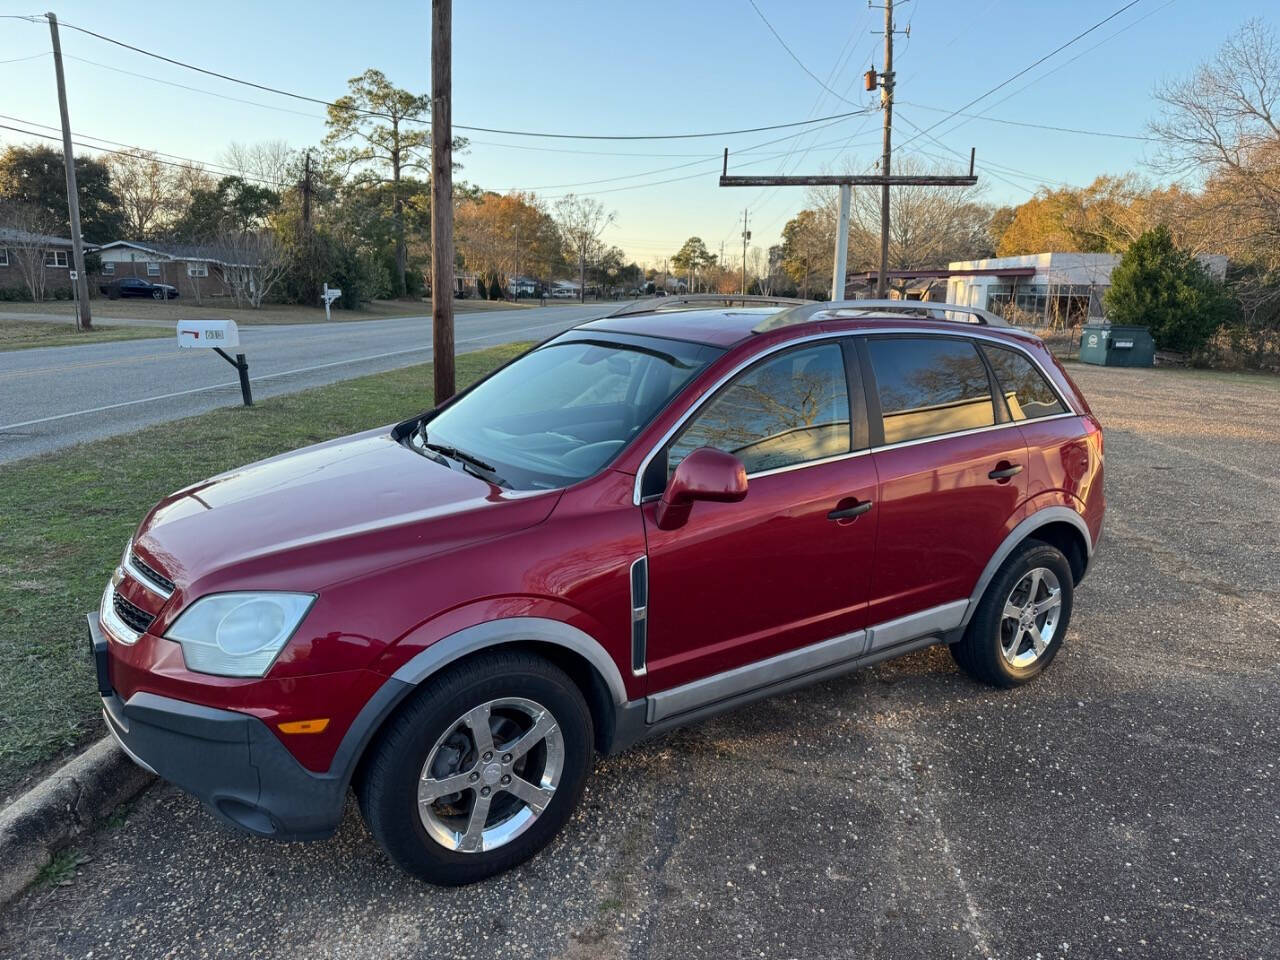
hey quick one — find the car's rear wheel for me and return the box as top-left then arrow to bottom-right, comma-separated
357,650 -> 593,885
950,539 -> 1074,688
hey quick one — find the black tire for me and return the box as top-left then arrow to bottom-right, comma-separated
950,539 -> 1074,688
356,650 -> 593,885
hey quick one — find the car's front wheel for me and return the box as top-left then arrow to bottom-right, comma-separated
950,539 -> 1074,688
357,650 -> 593,885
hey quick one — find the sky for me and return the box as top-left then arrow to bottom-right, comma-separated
0,0 -> 1265,268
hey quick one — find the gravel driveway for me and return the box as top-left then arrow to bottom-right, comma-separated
2,362 -> 1276,960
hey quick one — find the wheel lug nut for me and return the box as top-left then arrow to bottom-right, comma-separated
469,772 -> 479,782
501,774 -> 511,784
502,753 -> 512,763
480,786 -> 491,797
483,751 -> 493,762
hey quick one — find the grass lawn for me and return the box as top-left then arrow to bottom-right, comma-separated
0,296 -> 531,329
0,341 -> 529,800
0,320 -> 171,351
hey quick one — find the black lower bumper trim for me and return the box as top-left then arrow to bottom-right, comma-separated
102,690 -> 348,842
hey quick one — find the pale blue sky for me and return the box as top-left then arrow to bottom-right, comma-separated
0,1 -> 1262,265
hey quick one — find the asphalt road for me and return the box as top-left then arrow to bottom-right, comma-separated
0,305 -> 601,463
2,364 -> 1277,959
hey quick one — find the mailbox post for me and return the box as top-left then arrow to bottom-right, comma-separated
176,318 -> 253,406
322,283 -> 342,321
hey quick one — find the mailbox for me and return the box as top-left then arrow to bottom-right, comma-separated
177,318 -> 240,349
175,319 -> 252,406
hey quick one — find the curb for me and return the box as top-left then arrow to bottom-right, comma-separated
0,736 -> 154,905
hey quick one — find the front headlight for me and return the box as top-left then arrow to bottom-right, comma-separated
166,592 -> 315,678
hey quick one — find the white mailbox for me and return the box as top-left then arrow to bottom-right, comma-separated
177,318 -> 240,349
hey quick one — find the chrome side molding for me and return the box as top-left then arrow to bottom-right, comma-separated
646,599 -> 968,724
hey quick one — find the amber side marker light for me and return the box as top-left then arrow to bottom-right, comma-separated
278,718 -> 330,734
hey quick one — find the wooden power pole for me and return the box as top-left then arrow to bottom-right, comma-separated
47,13 -> 92,331
876,0 -> 896,299
430,0 -> 455,404
719,3 -> 974,303
740,209 -> 750,295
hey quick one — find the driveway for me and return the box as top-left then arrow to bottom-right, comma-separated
1,364 -> 1277,959
0,305 -> 601,463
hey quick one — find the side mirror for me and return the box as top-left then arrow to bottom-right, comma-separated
655,447 -> 748,530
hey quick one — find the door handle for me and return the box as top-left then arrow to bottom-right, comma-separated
988,463 -> 1023,480
828,499 -> 873,521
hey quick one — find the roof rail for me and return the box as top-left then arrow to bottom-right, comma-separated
752,299 -> 1009,333
607,293 -> 813,318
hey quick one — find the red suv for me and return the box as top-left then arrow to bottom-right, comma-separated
90,297 -> 1104,884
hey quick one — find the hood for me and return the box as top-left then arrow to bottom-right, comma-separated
133,428 -> 559,594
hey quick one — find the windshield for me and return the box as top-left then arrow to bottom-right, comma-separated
413,333 -> 722,490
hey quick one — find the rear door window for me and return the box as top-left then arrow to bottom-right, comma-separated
982,344 -> 1068,421
866,337 -> 995,444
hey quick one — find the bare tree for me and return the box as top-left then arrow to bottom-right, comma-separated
552,194 -> 615,302
215,231 -> 287,309
1,201 -> 57,301
104,151 -> 178,238
1150,18 -> 1280,274
801,156 -> 989,295
220,140 -> 297,193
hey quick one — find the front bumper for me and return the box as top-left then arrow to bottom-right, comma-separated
90,613 -> 354,841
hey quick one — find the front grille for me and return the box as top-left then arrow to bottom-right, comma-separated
130,553 -> 175,594
112,590 -> 155,635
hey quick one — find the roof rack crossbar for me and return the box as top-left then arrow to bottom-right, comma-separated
752,299 -> 1008,333
607,293 -> 812,318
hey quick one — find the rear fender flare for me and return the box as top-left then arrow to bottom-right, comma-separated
958,506 -> 1093,631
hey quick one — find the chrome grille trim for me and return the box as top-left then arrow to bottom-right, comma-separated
125,552 -> 174,599
99,582 -> 142,645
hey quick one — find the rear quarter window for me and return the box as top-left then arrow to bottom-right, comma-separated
982,344 -> 1068,421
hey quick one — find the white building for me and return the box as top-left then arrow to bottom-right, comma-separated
946,252 -> 1229,324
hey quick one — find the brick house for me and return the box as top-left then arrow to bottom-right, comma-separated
97,241 -> 238,300
0,227 -> 85,298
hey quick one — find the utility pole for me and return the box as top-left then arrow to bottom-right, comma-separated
740,209 -> 751,295
430,0 -> 455,404
513,223 -> 519,288
47,13 -> 92,331
876,0 -> 897,299
300,150 -> 313,230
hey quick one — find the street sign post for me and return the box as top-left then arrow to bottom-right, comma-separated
176,319 -> 252,406
322,283 -> 342,321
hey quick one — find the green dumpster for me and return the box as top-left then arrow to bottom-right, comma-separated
1079,324 -> 1155,367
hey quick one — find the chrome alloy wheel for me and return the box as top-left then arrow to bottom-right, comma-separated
999,567 -> 1063,668
417,697 -> 564,854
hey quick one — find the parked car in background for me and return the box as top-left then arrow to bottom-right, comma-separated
99,277 -> 179,300
91,296 -> 1104,886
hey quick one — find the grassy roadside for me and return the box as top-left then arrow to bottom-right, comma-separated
0,321 -> 171,351
0,296 -> 531,329
0,341 -> 529,800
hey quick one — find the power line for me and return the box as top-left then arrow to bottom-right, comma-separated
0,51 -> 49,65
746,0 -> 860,107
898,101 -> 1157,141
0,120 -> 281,187
928,0 -> 1177,144
894,0 -> 1146,154
37,16 -> 872,141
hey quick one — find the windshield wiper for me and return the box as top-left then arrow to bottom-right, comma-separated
421,436 -> 509,487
